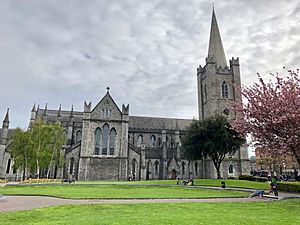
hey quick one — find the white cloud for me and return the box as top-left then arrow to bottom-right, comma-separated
0,0 -> 299,128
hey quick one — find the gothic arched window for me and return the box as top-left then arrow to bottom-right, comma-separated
69,157 -> 74,174
6,158 -> 11,174
195,162 -> 198,176
171,138 -> 175,148
137,134 -> 143,147
229,164 -> 234,174
222,81 -> 228,99
150,135 -> 156,147
182,162 -> 185,175
158,137 -> 161,148
75,130 -> 82,143
154,161 -> 159,175
109,128 -> 116,155
94,128 -> 101,155
102,124 -> 109,155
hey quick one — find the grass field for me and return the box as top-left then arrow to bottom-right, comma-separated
0,199 -> 299,225
0,184 -> 248,198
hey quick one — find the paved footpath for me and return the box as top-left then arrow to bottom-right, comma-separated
0,196 -> 268,212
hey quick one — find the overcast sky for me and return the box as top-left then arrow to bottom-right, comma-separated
1,0 -> 299,130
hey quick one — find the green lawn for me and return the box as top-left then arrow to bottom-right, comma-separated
0,184 -> 248,198
77,179 -> 270,190
1,200 -> 299,225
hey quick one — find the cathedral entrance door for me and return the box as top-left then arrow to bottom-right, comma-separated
170,169 -> 177,180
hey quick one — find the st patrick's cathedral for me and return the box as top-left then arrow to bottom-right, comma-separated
0,9 -> 250,181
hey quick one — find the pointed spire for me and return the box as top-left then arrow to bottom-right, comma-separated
106,87 -> 110,94
43,103 -> 48,116
69,105 -> 74,119
31,103 -> 36,112
207,8 -> 227,68
57,104 -> 62,118
3,108 -> 9,123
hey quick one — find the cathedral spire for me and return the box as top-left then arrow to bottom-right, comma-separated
207,8 -> 227,68
57,104 -> 62,118
3,108 -> 9,124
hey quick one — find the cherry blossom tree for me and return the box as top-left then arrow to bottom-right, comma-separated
233,70 -> 300,168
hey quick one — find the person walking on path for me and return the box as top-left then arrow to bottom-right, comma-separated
270,176 -> 279,197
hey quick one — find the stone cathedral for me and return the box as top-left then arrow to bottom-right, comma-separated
0,10 -> 250,181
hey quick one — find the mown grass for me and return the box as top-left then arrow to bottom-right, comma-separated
0,200 -> 299,225
0,184 -> 248,199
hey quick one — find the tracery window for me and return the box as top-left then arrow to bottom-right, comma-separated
109,128 -> 116,155
102,124 -> 109,155
221,81 -> 228,99
95,128 -> 101,155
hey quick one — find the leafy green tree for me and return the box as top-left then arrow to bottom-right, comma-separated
182,115 -> 245,179
46,122 -> 66,178
10,128 -> 32,181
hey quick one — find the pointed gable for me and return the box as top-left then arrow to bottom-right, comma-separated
91,88 -> 122,120
207,8 -> 227,68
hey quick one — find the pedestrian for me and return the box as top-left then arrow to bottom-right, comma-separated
270,176 -> 279,197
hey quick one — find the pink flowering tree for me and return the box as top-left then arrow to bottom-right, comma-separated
233,70 -> 300,169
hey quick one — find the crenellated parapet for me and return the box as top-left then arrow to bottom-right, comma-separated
216,65 -> 231,75
230,57 -> 240,67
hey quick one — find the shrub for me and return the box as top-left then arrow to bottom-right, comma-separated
255,177 -> 268,182
238,175 -> 256,181
277,182 -> 300,193
227,176 -> 236,180
0,179 -> 7,184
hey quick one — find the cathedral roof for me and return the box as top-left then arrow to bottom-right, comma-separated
129,116 -> 193,131
207,8 -> 227,68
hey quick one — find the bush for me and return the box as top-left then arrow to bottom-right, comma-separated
277,182 -> 300,193
227,176 -> 236,180
0,179 -> 7,184
255,177 -> 268,182
238,175 -> 256,181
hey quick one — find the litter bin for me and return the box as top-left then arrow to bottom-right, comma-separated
221,181 -> 226,189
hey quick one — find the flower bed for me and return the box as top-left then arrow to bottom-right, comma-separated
20,179 -> 61,184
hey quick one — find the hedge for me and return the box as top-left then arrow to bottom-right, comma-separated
277,182 -> 300,193
238,175 -> 256,181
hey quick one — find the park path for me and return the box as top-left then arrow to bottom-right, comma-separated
0,195 -> 268,212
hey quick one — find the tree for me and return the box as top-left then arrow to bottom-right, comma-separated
10,128 -> 33,181
46,122 -> 66,178
10,120 -> 66,179
182,115 -> 245,179
233,71 -> 300,168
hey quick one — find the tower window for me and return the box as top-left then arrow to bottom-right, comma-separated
69,157 -> 74,174
222,81 -> 228,99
